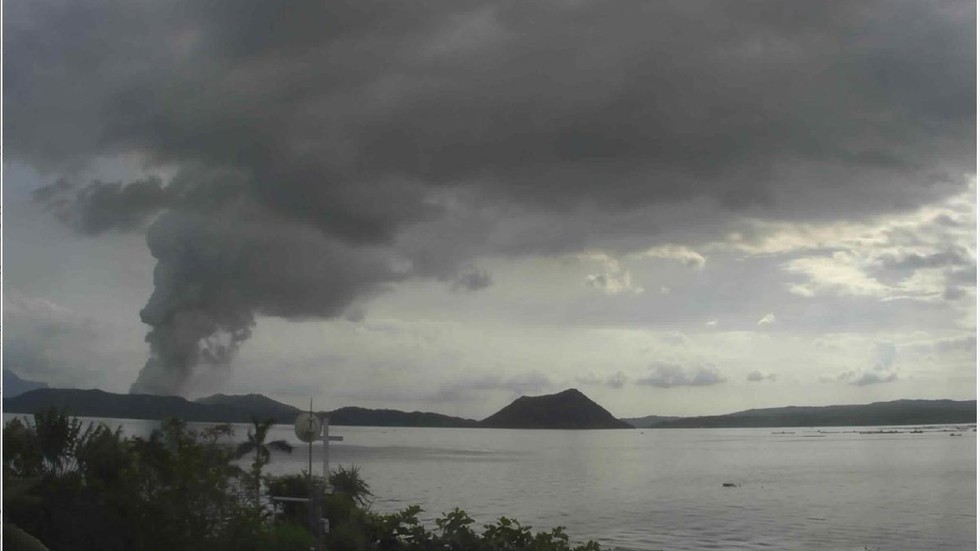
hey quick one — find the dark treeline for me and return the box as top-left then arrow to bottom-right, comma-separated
3,409 -> 601,551
9,389 -> 976,430
642,399 -> 977,428
6,387 -> 628,429
4,389 -> 478,427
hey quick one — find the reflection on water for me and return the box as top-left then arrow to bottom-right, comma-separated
5,415 -> 974,551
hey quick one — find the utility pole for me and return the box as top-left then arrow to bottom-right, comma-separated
308,400 -> 320,551
322,416 -> 343,482
290,400 -> 342,551
293,400 -> 324,551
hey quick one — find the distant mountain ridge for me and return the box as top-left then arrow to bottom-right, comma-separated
4,388 -> 631,429
330,406 -> 480,428
639,399 -> 976,428
480,388 -> 633,429
620,414 -> 682,428
4,389 -> 252,423
195,393 -> 303,422
4,388 -> 975,429
3,371 -> 49,398
3,389 -> 478,427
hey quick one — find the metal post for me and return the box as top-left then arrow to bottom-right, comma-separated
306,399 -> 322,551
322,417 -> 330,482
293,402 -> 329,551
315,412 -> 324,551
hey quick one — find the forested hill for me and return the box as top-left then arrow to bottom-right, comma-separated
481,388 -> 633,429
642,399 -> 976,428
5,389 -> 251,423
620,415 -> 681,428
329,406 -> 480,428
4,388 -> 477,427
6,389 -> 974,429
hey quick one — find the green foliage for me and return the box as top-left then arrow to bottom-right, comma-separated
266,465 -> 373,536
75,423 -> 128,486
359,506 -> 603,551
435,508 -> 480,550
370,504 -> 434,550
266,471 -> 330,529
268,471 -> 330,497
4,418 -> 42,477
254,523 -> 315,551
33,408 -> 87,476
4,411 -> 604,551
3,410 -> 132,550
3,412 -> 252,551
122,418 -> 254,551
235,416 -> 293,505
3,409 -> 111,479
3,410 -> 129,549
3,523 -> 50,551
330,464 -> 374,506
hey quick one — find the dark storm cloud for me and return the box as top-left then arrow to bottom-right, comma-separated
34,177 -> 172,234
7,0 -> 974,394
451,266 -> 493,292
10,1 -> 974,217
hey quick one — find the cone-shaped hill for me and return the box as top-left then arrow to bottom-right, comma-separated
481,388 -> 633,429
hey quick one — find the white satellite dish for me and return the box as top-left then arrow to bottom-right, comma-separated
294,412 -> 322,443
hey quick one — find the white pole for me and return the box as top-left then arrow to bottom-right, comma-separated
322,416 -> 330,484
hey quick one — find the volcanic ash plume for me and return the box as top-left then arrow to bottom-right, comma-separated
127,206 -> 410,395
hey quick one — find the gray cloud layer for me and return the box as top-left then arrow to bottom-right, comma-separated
8,0 -> 974,394
746,370 -> 777,382
637,362 -> 726,388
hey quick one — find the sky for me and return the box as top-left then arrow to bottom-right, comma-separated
3,0 -> 976,419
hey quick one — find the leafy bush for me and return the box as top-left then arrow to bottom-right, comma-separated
254,522 -> 315,551
361,506 -> 602,551
235,417 -> 293,506
330,464 -> 374,506
4,411 -> 604,551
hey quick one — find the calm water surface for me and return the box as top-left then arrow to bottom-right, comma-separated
7,415 -> 975,551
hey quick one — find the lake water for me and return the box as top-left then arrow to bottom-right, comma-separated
5,415 -> 976,551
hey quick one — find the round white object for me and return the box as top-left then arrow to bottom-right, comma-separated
294,412 -> 322,442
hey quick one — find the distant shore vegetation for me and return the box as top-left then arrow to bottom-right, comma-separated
3,409 -> 602,551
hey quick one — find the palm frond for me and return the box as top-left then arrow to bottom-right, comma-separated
234,442 -> 256,459
250,416 -> 276,444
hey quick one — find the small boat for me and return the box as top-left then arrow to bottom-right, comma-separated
722,482 -> 739,488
